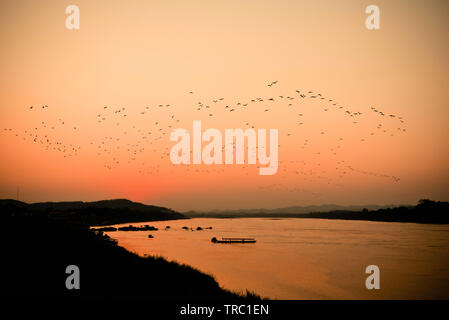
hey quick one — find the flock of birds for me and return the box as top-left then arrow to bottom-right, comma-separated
1,80 -> 405,196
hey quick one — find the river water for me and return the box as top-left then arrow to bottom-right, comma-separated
102,218 -> 449,299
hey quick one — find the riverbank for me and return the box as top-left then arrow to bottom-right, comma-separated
0,203 -> 259,300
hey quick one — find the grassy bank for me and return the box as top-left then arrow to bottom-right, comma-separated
1,206 -> 259,300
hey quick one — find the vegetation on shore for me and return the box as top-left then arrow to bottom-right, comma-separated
302,199 -> 449,224
185,200 -> 449,224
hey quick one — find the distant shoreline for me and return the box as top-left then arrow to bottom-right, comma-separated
184,200 -> 449,224
2,198 -> 448,225
184,214 -> 449,224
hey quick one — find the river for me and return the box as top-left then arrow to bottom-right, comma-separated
102,218 -> 449,299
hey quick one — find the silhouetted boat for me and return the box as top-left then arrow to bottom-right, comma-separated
211,237 -> 256,244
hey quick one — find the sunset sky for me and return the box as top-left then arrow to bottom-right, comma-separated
1,0 -> 448,211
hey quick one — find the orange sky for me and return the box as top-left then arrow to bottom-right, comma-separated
0,0 -> 448,211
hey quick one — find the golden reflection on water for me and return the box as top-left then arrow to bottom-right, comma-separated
103,218 -> 449,299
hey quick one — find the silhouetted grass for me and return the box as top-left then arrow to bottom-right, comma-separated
1,214 -> 260,300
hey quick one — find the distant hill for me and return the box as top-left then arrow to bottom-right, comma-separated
185,204 -> 397,218
0,198 -> 185,226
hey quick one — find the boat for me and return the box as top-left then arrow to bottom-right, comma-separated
211,237 -> 256,244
